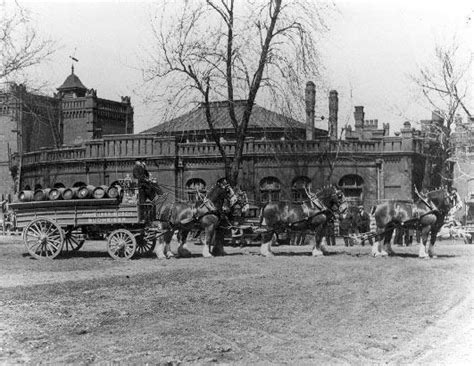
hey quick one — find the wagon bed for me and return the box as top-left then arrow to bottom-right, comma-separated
8,198 -> 157,260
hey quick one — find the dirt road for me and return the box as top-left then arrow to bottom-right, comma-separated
1,237 -> 473,364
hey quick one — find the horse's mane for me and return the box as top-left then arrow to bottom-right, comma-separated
315,185 -> 337,200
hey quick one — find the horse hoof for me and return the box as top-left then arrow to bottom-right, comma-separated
166,252 -> 174,259
381,251 -> 389,257
372,252 -> 381,257
203,253 -> 214,258
178,248 -> 192,258
157,254 -> 166,260
312,250 -> 323,257
211,248 -> 226,257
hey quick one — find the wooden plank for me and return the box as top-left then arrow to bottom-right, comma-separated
9,199 -> 120,210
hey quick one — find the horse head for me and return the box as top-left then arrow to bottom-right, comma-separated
317,185 -> 348,218
234,188 -> 250,214
208,178 -> 238,209
426,186 -> 453,215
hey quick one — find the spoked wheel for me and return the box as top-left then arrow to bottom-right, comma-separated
23,218 -> 64,259
107,229 -> 136,260
62,227 -> 85,253
135,229 -> 157,257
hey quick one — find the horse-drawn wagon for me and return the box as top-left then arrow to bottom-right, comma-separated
8,185 -> 158,260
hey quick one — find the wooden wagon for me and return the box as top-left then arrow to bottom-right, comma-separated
8,196 -> 157,260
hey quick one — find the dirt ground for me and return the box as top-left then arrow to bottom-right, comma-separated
0,235 -> 473,365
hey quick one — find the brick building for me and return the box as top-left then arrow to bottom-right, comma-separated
0,67 -> 134,196
8,81 -> 441,210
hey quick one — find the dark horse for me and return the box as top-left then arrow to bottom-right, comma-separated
259,185 -> 348,257
153,180 -> 240,259
372,187 -> 453,258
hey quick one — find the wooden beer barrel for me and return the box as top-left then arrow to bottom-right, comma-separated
93,185 -> 108,199
107,185 -> 121,199
49,188 -> 65,201
62,187 -> 78,200
18,190 -> 34,202
77,185 -> 95,199
33,188 -> 51,201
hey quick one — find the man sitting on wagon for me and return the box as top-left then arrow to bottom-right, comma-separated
132,160 -> 163,204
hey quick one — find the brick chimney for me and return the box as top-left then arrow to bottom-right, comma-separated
432,110 -> 444,126
305,81 -> 315,140
354,106 -> 365,130
328,90 -> 338,139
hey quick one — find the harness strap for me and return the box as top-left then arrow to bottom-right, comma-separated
288,210 -> 328,229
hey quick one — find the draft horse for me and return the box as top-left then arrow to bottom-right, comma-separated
153,180 -> 240,259
372,187 -> 453,258
259,185 -> 348,257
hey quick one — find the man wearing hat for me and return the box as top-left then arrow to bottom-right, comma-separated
355,205 -> 372,246
133,160 -> 162,203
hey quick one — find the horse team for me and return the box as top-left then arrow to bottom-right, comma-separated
146,179 -> 455,260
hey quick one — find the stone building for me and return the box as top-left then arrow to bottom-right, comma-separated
0,67 -> 134,196
8,80 -> 439,210
57,66 -> 134,145
451,116 -> 474,202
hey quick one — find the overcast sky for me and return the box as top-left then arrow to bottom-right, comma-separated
20,0 -> 473,134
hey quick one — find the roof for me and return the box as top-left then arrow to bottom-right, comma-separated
142,100 -> 306,134
57,67 -> 87,91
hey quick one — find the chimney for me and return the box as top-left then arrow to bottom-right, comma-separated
305,81 -> 315,140
354,106 -> 365,129
328,90 -> 338,139
432,110 -> 444,125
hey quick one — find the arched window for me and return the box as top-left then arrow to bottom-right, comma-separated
338,174 -> 364,200
260,176 -> 281,202
72,181 -> 87,188
34,183 -> 42,190
53,182 -> 65,188
291,176 -> 311,202
186,178 -> 206,202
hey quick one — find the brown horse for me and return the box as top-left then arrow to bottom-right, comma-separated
372,187 -> 453,258
259,185 -> 348,257
154,180 -> 239,259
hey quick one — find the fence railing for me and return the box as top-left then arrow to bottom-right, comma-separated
11,134 -> 424,167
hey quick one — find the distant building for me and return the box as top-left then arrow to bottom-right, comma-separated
7,79 -> 443,210
0,67 -> 134,196
57,66 -> 134,145
451,115 -> 474,207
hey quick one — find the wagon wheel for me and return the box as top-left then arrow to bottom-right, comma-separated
135,229 -> 156,257
62,227 -> 85,253
23,218 -> 64,259
107,229 -> 137,260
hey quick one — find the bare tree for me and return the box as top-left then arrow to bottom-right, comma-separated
411,40 -> 472,186
1,1 -> 55,82
142,0 -> 329,185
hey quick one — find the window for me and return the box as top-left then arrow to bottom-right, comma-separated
260,177 -> 281,202
338,174 -> 364,200
186,178 -> 206,202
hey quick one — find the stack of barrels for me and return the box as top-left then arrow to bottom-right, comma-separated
18,185 -> 121,202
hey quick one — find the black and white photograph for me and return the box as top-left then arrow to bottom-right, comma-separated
1,0 -> 473,364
